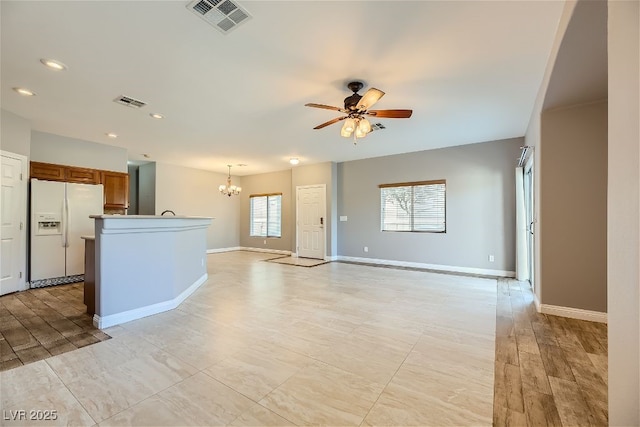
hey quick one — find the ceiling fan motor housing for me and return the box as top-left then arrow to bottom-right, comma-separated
344,81 -> 365,110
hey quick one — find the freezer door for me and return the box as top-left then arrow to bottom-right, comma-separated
66,183 -> 104,276
30,180 -> 66,281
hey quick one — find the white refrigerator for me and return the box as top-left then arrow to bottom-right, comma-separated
30,179 -> 104,287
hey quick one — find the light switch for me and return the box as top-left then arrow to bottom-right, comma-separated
340,216 -> 348,222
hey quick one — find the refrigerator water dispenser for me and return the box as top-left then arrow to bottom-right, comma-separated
35,213 -> 62,235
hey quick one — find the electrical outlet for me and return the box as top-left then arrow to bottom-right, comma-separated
264,239 -> 267,245
364,246 -> 369,253
489,255 -> 495,262
340,216 -> 348,222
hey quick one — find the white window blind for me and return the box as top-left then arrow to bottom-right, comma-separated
250,193 -> 282,237
380,180 -> 446,232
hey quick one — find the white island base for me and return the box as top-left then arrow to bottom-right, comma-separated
90,215 -> 212,329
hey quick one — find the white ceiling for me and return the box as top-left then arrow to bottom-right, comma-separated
1,1 -> 564,176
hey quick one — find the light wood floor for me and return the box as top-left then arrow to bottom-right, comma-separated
493,278 -> 608,426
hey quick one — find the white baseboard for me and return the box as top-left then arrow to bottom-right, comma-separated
93,274 -> 208,329
240,247 -> 291,256
534,292 -> 542,313
207,247 -> 241,254
336,256 -> 515,278
325,255 -> 338,261
539,304 -> 607,324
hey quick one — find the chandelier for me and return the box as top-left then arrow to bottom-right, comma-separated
219,165 -> 241,197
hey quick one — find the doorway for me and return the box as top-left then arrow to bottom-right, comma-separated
296,185 -> 326,260
1,151 -> 28,296
524,156 -> 535,290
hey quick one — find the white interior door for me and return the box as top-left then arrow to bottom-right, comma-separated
297,185 -> 325,260
66,183 -> 103,276
1,153 -> 27,295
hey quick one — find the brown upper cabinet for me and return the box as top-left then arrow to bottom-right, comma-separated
30,161 -> 129,210
31,161 -> 100,184
101,171 -> 129,209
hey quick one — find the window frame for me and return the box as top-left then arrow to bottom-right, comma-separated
249,192 -> 282,238
379,179 -> 446,233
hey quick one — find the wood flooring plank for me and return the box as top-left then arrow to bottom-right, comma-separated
494,362 -> 524,412
496,315 -> 516,338
538,344 -> 575,381
493,405 -> 528,427
573,328 -> 607,355
548,376 -> 592,427
515,328 -> 540,355
531,321 -> 559,346
522,388 -> 562,427
518,351 -> 552,395
496,336 -> 519,366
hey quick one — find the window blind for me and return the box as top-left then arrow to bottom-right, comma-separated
379,180 -> 446,232
250,193 -> 282,237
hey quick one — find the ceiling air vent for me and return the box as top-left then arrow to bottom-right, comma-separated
187,0 -> 252,34
113,95 -> 147,109
371,123 -> 386,131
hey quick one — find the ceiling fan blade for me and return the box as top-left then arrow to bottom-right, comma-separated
356,88 -> 385,110
305,103 -> 347,113
366,109 -> 413,118
313,116 -> 347,130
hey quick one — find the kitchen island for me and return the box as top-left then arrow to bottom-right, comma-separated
89,215 -> 212,329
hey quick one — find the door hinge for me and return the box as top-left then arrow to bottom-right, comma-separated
20,222 -> 23,230
19,272 -> 22,279
20,173 -> 23,181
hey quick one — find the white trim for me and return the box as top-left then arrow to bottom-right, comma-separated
207,246 -> 242,254
336,256 -> 515,278
534,291 -> 542,313
325,255 -> 338,261
93,273 -> 208,329
539,304 -> 607,324
240,247 -> 291,255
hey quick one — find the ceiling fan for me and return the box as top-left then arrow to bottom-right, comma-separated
305,81 -> 412,142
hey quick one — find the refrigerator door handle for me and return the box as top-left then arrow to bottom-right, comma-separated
63,198 -> 70,248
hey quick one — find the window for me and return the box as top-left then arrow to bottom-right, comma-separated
380,180 -> 446,232
250,193 -> 282,237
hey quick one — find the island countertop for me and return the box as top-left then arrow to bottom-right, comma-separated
90,215 -> 213,220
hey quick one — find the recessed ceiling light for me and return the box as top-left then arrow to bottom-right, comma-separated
289,158 -> 300,165
149,113 -> 164,119
237,163 -> 247,167
143,154 -> 151,158
13,87 -> 36,96
105,132 -> 118,138
40,58 -> 67,71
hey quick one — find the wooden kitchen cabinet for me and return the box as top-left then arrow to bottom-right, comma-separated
101,171 -> 129,209
30,161 -> 66,181
30,162 -> 100,184
66,166 -> 100,184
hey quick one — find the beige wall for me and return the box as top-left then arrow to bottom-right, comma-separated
31,131 -> 127,173
1,109 -> 30,157
540,101 -> 607,312
239,169 -> 292,252
154,162 -> 240,250
608,0 -> 640,423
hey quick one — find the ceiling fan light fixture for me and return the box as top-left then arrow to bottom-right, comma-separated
358,118 -> 372,134
355,126 -> 367,138
341,127 -> 352,138
343,118 -> 356,133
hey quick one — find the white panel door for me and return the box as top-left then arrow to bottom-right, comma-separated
30,179 -> 65,281
297,185 -> 325,260
1,155 -> 25,295
66,183 -> 103,276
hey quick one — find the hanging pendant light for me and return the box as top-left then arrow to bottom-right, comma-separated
219,165 -> 241,197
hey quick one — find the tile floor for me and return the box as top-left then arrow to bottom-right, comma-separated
0,283 -> 110,372
0,251 -> 607,426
